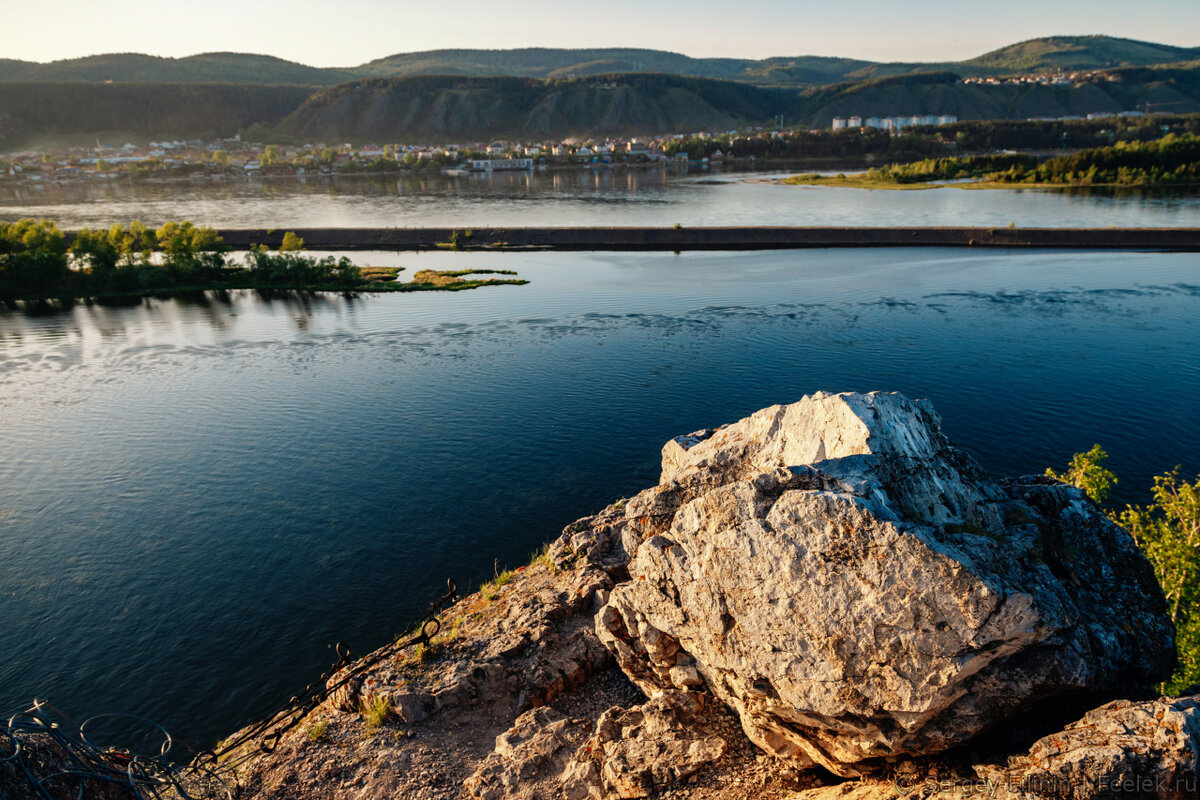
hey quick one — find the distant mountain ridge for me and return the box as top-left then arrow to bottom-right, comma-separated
3,36 -> 1198,89
964,36 -> 1200,73
3,37 -> 1200,149
0,52 -> 355,86
263,68 -> 1200,142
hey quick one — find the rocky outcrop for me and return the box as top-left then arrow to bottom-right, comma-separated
593,391 -> 1175,776
323,559 -> 615,722
981,694 -> 1200,800
790,693 -> 1200,800
227,390 -> 1184,800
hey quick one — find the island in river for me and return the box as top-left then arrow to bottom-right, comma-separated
0,219 -> 527,302
782,131 -> 1200,191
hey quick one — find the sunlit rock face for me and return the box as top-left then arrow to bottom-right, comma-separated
596,391 -> 1175,777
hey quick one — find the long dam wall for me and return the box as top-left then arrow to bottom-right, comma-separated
207,227 -> 1200,252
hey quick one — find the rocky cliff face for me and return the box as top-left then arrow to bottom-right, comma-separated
223,391 -> 1187,800
273,75 -> 792,142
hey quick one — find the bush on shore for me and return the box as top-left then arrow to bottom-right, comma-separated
1048,446 -> 1200,693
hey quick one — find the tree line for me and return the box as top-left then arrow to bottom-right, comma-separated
866,132 -> 1200,186
0,220 -> 363,299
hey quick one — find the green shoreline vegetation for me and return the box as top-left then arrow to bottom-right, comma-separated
0,219 -> 527,301
783,132 -> 1200,191
1048,446 -> 1200,694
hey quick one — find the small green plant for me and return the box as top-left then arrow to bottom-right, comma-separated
443,229 -> 474,250
360,695 -> 393,731
528,542 -> 553,569
279,231 -> 305,252
480,558 -> 515,600
434,615 -> 463,644
1045,443 -> 1116,502
1114,468 -> 1200,694
306,720 -> 328,742
673,222 -> 682,230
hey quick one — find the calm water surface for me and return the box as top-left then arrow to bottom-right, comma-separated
3,170 -> 1200,228
1,246 -> 1199,749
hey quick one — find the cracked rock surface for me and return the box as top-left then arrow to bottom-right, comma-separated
561,690 -> 729,799
981,694 -> 1200,800
596,391 -> 1174,776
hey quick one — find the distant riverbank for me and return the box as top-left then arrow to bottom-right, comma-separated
780,173 -> 1200,191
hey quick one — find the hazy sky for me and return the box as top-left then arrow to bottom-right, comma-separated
2,0 -> 1197,65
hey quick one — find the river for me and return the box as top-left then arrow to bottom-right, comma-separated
1,175 -> 1199,751
4,169 -> 1200,229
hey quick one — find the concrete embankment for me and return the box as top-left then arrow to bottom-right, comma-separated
211,226 -> 1200,252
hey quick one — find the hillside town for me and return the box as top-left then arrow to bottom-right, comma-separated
1,103 -> 1180,186
0,128 -> 810,183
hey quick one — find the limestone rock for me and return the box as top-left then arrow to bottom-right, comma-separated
464,706 -> 593,800
561,691 -> 728,800
596,391 -> 1175,777
981,694 -> 1200,800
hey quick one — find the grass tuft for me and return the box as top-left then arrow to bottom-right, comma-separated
306,720 -> 329,742
528,542 -> 553,569
360,695 -> 394,731
480,558 -> 516,600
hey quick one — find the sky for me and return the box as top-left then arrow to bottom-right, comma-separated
1,0 -> 1197,66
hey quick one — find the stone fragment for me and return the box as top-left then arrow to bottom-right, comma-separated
464,706 -> 592,800
981,694 -> 1200,800
561,691 -> 727,800
389,690 -> 432,724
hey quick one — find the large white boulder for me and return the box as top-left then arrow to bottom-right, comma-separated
596,391 -> 1175,776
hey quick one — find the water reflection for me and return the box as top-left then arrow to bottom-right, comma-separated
4,170 -> 1199,229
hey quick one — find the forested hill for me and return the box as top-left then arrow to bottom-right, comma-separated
271,75 -> 796,142
964,36 -> 1200,73
3,36 -> 1198,89
0,83 -> 315,148
273,69 -> 1200,142
3,66 -> 1200,149
0,53 -> 353,86
839,36 -> 1200,82
786,66 -> 1200,128
352,48 -> 874,86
